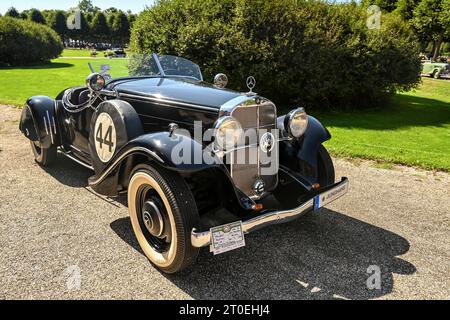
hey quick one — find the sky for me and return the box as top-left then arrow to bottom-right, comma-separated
0,0 -> 154,14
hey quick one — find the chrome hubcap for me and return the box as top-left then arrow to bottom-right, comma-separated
142,200 -> 164,238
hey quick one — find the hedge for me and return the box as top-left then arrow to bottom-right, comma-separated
130,0 -> 421,111
0,17 -> 63,67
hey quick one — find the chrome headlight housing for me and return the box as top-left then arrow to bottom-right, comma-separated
214,116 -> 243,150
285,107 -> 308,138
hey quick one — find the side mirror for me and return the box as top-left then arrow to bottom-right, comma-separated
213,73 -> 228,88
86,73 -> 106,92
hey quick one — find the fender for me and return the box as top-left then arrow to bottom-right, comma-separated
298,115 -> 331,166
88,131 -> 223,193
278,114 -> 331,169
19,96 -> 60,149
88,131 -> 254,211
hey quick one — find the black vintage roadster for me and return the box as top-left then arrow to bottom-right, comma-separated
19,54 -> 349,273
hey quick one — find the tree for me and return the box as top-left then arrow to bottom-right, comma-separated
90,12 -> 109,42
29,9 -> 46,24
111,12 -> 130,46
51,11 -> 68,41
78,0 -> 100,13
395,0 -> 420,20
127,12 -> 137,29
5,7 -> 20,18
104,7 -> 119,15
361,0 -> 398,12
413,0 -> 449,60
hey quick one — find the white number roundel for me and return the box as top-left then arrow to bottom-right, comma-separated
94,113 -> 117,163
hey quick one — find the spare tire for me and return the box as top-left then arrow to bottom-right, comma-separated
89,100 -> 143,173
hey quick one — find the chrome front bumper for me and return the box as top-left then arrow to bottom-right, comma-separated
191,177 -> 349,248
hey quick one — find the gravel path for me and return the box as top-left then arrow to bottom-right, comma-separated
0,105 -> 449,300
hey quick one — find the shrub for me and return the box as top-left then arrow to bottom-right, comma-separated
0,16 -> 63,66
130,0 -> 421,111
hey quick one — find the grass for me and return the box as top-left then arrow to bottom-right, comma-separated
0,58 -> 129,105
61,49 -> 94,57
316,78 -> 450,171
0,58 -> 449,171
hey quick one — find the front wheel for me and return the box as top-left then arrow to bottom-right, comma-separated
30,140 -> 57,166
433,69 -> 441,79
127,164 -> 200,274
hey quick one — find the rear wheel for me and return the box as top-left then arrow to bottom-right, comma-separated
127,164 -> 200,274
30,140 -> 57,166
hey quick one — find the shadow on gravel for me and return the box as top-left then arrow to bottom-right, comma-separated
110,209 -> 415,300
42,153 -> 92,188
44,150 -> 415,299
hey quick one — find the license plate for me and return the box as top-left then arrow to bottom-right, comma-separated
210,221 -> 245,255
314,182 -> 349,210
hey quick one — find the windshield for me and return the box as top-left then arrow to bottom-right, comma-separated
127,53 -> 203,80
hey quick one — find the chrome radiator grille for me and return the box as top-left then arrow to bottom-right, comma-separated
229,101 -> 278,198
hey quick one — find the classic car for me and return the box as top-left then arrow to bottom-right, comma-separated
19,53 -> 349,273
421,60 -> 450,79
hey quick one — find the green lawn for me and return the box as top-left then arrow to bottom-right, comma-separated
0,58 -> 129,105
0,58 -> 449,171
317,78 -> 450,171
61,49 -> 94,57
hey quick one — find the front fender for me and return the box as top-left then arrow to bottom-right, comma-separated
278,114 -> 330,168
88,131 -> 225,195
19,96 -> 60,149
126,132 -> 222,172
298,115 -> 331,166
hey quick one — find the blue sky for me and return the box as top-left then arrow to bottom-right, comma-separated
0,0 -> 154,14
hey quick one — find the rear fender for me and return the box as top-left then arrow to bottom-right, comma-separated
19,96 -> 60,149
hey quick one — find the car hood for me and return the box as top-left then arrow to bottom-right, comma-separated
109,76 -> 243,110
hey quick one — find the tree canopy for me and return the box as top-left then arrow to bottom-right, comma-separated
5,7 -> 20,18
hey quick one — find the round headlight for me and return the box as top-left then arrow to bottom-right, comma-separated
286,108 -> 308,138
86,73 -> 106,92
214,116 -> 243,150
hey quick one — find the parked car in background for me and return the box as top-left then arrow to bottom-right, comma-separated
104,48 -> 127,58
112,48 -> 126,58
421,60 -> 450,79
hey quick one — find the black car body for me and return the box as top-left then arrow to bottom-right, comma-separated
19,54 -> 349,273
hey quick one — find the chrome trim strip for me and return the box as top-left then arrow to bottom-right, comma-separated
220,95 -> 259,116
88,146 -> 164,186
118,93 -> 218,113
43,116 -> 49,135
46,110 -> 54,145
191,177 -> 349,248
59,149 -> 95,171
